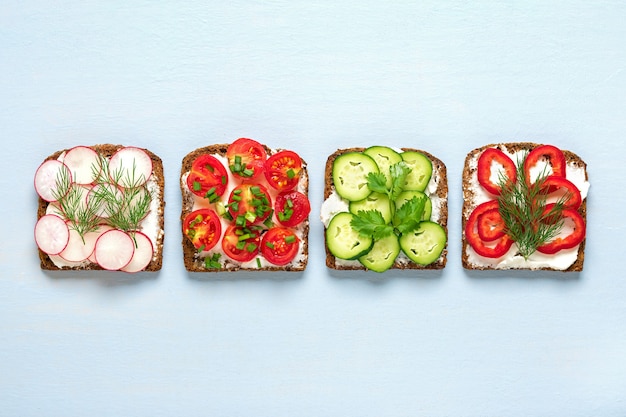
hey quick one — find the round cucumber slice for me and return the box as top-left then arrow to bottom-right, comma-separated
364,146 -> 402,188
399,221 -> 446,265
326,212 -> 373,260
332,152 -> 378,202
395,190 -> 432,221
401,151 -> 432,192
358,234 -> 400,272
349,192 -> 392,223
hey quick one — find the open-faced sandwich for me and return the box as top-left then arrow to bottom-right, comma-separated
34,145 -> 165,272
462,143 -> 589,271
180,138 -> 310,272
321,146 -> 448,272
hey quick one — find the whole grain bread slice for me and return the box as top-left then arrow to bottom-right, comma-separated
180,144 -> 309,272
37,144 -> 165,271
462,142 -> 588,272
323,147 -> 448,271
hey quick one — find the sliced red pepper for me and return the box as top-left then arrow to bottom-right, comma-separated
541,175 -> 582,210
477,207 -> 506,242
524,145 -> 566,188
477,148 -> 517,195
537,207 -> 586,254
465,200 -> 514,258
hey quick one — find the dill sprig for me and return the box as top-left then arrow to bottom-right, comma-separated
496,153 -> 568,259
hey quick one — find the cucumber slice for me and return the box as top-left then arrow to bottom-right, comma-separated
401,151 -> 432,192
395,190 -> 432,221
364,146 -> 402,188
358,234 -> 400,272
326,212 -> 373,260
332,152 -> 379,202
399,221 -> 446,265
349,192 -> 392,223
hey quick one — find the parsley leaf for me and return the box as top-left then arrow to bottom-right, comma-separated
394,195 -> 427,234
350,210 -> 394,240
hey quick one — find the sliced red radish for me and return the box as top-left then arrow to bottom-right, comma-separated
45,202 -> 64,217
34,160 -> 72,202
58,228 -> 100,263
108,147 -> 153,188
121,185 -> 151,221
48,254 -> 85,268
62,184 -> 91,222
121,232 -> 154,273
94,229 -> 135,270
88,225 -> 113,263
62,146 -> 101,185
87,182 -> 123,218
35,214 -> 70,255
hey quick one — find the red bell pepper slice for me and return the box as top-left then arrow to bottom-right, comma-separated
477,148 -> 517,195
537,206 -> 586,254
524,145 -> 566,188
541,175 -> 582,210
477,207 -> 506,242
466,200 -> 514,258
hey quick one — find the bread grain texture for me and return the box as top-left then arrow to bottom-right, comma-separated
462,142 -> 588,272
180,144 -> 309,272
37,144 -> 165,271
323,147 -> 448,271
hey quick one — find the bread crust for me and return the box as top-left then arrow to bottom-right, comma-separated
180,144 -> 309,272
461,142 -> 587,272
37,144 -> 165,271
323,147 -> 448,271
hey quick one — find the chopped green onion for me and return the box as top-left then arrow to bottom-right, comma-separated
256,258 -> 262,268
265,242 -> 275,249
285,235 -> 296,244
246,243 -> 258,252
193,181 -> 202,191
287,169 -> 296,179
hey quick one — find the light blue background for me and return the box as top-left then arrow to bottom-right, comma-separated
2,1 -> 626,416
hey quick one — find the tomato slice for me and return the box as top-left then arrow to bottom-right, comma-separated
186,154 -> 229,200
264,150 -> 303,191
226,138 -> 267,181
477,148 -> 517,195
227,183 -> 272,226
465,200 -> 514,258
274,190 -> 310,227
541,175 -> 582,210
477,207 -> 506,242
524,145 -> 566,187
182,208 -> 222,251
537,207 -> 586,254
221,225 -> 260,262
261,227 -> 300,266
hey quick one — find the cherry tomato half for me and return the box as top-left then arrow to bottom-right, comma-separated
226,138 -> 267,181
261,227 -> 300,266
221,225 -> 260,263
477,148 -> 517,195
524,144 -> 566,187
264,150 -> 303,191
186,154 -> 229,200
274,190 -> 310,227
227,183 -> 272,226
183,208 -> 222,251
465,200 -> 514,258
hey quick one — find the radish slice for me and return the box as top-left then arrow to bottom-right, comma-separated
87,183 -> 122,218
121,232 -> 154,273
58,228 -> 99,263
62,146 -> 101,185
45,202 -> 64,217
62,184 -> 91,221
94,229 -> 135,270
35,214 -> 70,255
108,147 -> 153,188
88,225 -> 113,263
121,185 -> 151,221
34,160 -> 72,202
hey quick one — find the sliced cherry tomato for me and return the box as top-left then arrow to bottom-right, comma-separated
477,148 -> 517,195
226,138 -> 267,181
540,175 -> 582,210
227,183 -> 272,226
264,150 -> 303,191
465,200 -> 514,258
261,227 -> 300,266
221,225 -> 260,262
537,207 -> 586,254
186,154 -> 229,200
477,207 -> 506,242
182,208 -> 222,251
274,190 -> 310,227
524,145 -> 566,188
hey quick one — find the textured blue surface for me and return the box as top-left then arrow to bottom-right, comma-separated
2,1 -> 626,416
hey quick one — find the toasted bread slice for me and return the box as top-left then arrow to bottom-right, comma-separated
180,144 -> 309,272
462,142 -> 588,272
36,144 -> 165,272
322,147 -> 448,271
